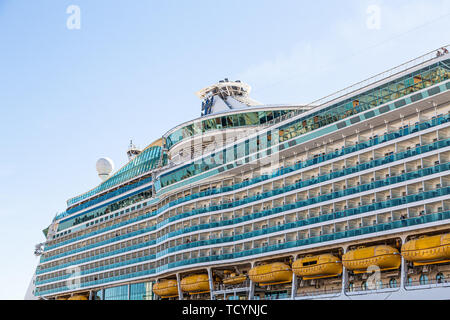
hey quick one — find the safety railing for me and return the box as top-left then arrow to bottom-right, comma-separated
44,112 -> 450,254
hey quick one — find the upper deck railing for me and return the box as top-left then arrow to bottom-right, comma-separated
53,46 -> 449,223
262,45 -> 450,129
307,45 -> 450,109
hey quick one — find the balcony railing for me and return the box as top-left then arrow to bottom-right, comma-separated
294,288 -> 341,298
405,278 -> 450,290
36,208 -> 450,296
44,112 -> 450,254
306,45 -> 450,110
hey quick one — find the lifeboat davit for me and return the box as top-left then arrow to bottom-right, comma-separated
402,234 -> 450,266
249,262 -> 292,286
67,295 -> 88,301
153,279 -> 179,298
180,274 -> 210,294
342,245 -> 401,274
292,254 -> 343,280
222,273 -> 247,285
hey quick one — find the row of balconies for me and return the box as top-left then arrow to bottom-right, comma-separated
40,165 -> 448,266
43,123 -> 450,259
46,113 -> 449,250
36,195 -> 449,286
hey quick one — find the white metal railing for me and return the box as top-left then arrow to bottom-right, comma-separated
306,44 -> 450,109
54,47 -> 450,222
262,45 -> 450,129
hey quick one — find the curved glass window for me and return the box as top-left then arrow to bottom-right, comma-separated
158,62 -> 450,191
278,62 -> 450,144
165,110 -> 293,149
130,282 -> 154,300
67,146 -> 162,208
104,285 -> 128,300
58,189 -> 153,231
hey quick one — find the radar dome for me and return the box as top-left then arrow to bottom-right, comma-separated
96,158 -> 114,182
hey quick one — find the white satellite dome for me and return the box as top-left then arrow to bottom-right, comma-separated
96,157 -> 114,182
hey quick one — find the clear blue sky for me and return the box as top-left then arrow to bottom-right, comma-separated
0,0 -> 449,299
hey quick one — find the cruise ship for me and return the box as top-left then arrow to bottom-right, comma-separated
28,46 -> 450,300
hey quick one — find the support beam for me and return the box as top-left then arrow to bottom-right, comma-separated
207,268 -> 215,300
400,256 -> 407,290
248,262 -> 256,300
291,256 -> 298,300
400,235 -> 408,290
341,246 -> 348,295
249,280 -> 256,300
176,274 -> 184,301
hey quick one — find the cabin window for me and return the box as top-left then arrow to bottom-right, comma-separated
420,274 -> 429,285
376,280 -> 383,290
389,278 -> 397,288
406,276 -> 412,286
361,281 -> 368,291
348,282 -> 354,292
436,273 -> 445,284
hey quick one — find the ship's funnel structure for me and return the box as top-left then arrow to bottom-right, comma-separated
196,79 -> 261,116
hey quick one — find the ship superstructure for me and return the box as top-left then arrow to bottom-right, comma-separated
29,46 -> 450,300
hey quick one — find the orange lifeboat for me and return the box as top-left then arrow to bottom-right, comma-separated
67,295 -> 88,301
249,263 -> 292,286
402,234 -> 450,266
342,245 -> 401,274
180,274 -> 211,294
293,254 -> 343,280
222,272 -> 247,285
153,279 -> 179,298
